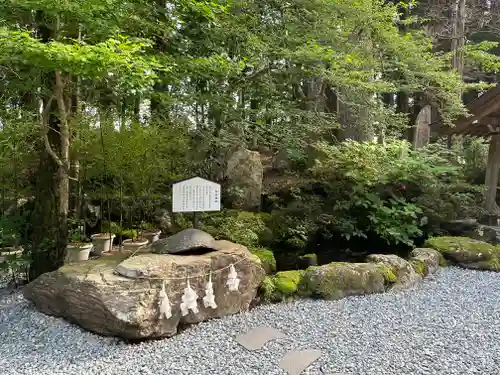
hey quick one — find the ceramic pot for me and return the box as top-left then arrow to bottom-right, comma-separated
66,243 -> 93,262
121,238 -> 149,253
91,234 -> 116,255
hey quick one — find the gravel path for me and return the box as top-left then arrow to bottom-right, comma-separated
1,267 -> 500,375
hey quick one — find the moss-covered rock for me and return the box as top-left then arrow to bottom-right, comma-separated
250,247 -> 276,274
424,236 -> 500,271
408,248 -> 441,276
274,270 -> 304,294
300,262 -> 386,300
258,270 -> 304,302
366,254 -> 422,290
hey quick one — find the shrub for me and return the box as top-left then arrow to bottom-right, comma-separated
265,188 -> 322,250
201,210 -> 269,247
310,140 -> 481,247
0,216 -> 23,247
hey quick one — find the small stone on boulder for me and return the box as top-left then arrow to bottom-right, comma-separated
150,228 -> 215,254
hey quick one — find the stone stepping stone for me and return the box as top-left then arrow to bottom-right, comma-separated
279,349 -> 322,375
235,326 -> 285,350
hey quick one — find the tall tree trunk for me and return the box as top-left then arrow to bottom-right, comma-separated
448,0 -> 466,148
30,82 -> 70,279
29,18 -> 71,279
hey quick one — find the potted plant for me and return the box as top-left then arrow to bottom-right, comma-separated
90,221 -> 119,255
121,229 -> 148,252
141,221 -> 161,244
67,227 -> 93,262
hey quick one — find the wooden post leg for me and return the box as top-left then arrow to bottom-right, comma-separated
484,134 -> 500,219
193,212 -> 200,229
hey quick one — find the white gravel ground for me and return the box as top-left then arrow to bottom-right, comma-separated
1,267 -> 500,375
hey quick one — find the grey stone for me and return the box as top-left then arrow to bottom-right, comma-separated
150,228 -> 215,254
413,105 -> 431,149
153,208 -> 172,235
226,148 -> 263,210
235,326 -> 285,350
409,248 -> 442,276
366,254 -> 422,290
271,149 -> 291,171
279,349 -> 322,375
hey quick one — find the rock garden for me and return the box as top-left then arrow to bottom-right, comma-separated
2,5 -> 500,371
3,136 -> 500,374
4,230 -> 500,375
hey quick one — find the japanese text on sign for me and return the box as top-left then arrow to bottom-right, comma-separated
172,177 -> 221,213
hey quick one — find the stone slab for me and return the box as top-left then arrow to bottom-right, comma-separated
279,349 -> 322,375
235,326 -> 285,350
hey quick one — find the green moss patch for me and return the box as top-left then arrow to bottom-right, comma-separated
274,270 -> 304,295
376,264 -> 398,283
259,270 -> 304,301
250,247 -> 276,274
410,259 -> 428,276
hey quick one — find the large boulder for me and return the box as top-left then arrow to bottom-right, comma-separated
299,262 -> 388,300
226,149 -> 263,210
408,248 -> 442,276
24,241 -> 266,340
366,254 -> 422,290
424,236 -> 500,271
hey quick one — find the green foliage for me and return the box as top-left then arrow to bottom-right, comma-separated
68,218 -> 89,244
0,247 -> 30,284
0,0 -> 489,274
118,229 -> 137,240
102,221 -> 122,234
410,259 -> 428,277
266,189 -> 322,250
298,253 -> 318,268
201,210 -> 269,247
0,216 -> 23,247
311,140 -> 482,246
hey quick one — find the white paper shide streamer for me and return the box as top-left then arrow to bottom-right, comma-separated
203,273 -> 217,309
226,264 -> 240,292
158,281 -> 172,319
180,280 -> 199,316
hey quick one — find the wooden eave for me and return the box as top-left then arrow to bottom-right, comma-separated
430,84 -> 500,137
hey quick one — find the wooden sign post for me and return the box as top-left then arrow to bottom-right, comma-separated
172,177 -> 221,229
